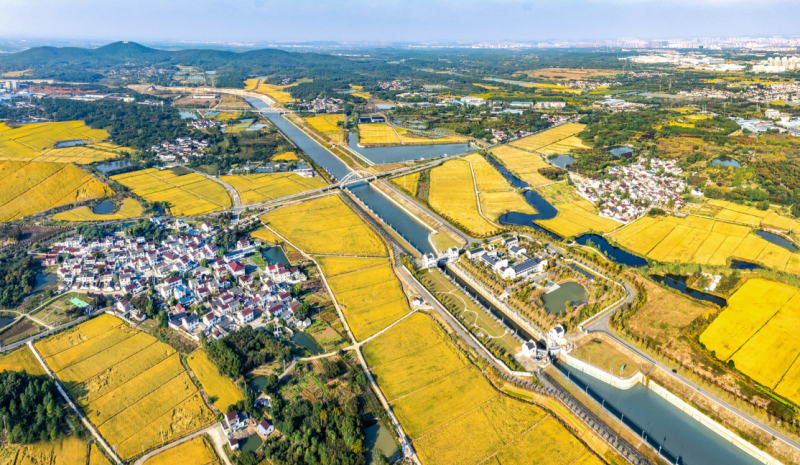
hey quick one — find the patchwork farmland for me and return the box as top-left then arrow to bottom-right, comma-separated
35,314 -> 214,460
358,123 -> 401,146
305,114 -> 346,144
0,121 -> 124,163
428,158 -> 501,237
0,160 -> 114,222
220,172 -> 327,205
112,168 -> 231,216
467,153 -> 534,221
536,199 -> 620,238
53,198 -> 145,221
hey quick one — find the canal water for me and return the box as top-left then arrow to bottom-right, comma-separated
365,419 -> 401,464
711,157 -> 742,168
756,230 -> 798,252
575,234 -> 648,267
651,274 -> 727,307
347,133 -> 472,164
542,282 -> 587,314
92,201 -> 115,215
555,362 -> 762,465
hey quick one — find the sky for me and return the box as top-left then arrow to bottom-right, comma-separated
1,0 -> 799,44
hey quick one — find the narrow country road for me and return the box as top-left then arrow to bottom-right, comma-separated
133,423 -> 231,465
28,341 -> 122,465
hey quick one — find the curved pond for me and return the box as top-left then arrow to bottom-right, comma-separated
347,133 -> 472,164
755,230 -> 798,252
555,362 -> 763,465
292,332 -> 323,355
96,160 -> 134,175
542,282 -> 588,314
575,234 -> 648,267
651,274 -> 727,307
730,260 -> 762,270
92,201 -> 115,215
710,156 -> 741,168
609,146 -> 634,159
549,154 -> 577,169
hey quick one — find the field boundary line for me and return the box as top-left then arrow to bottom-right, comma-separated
36,319 -> 127,359
464,157 -> 502,230
95,371 -> 195,429
0,164 -> 66,210
772,348 -> 800,390
725,291 -> 797,363
368,339 -> 454,370
141,170 -> 229,209
67,337 -> 160,385
410,392 -> 500,442
317,261 -> 390,278
385,365 -> 471,404
474,414 -> 552,465
57,336 -> 157,380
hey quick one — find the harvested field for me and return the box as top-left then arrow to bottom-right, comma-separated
53,198 -> 145,221
428,159 -> 500,237
0,161 -> 114,222
0,345 -> 46,375
144,436 -> 218,465
112,168 -> 231,216
358,124 -> 400,146
262,195 -> 386,256
220,172 -> 326,205
187,350 -> 245,412
0,319 -> 43,346
305,115 -> 346,144
536,200 -> 619,238
489,145 -> 552,187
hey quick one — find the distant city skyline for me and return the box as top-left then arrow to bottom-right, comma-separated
1,0 -> 799,45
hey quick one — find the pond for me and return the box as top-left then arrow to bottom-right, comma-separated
262,247 -> 290,266
542,282 -> 588,315
239,434 -> 263,453
548,154 -> 577,169
755,230 -> 798,252
292,331 -> 323,355
609,146 -> 634,159
249,375 -> 270,392
96,160 -> 134,174
92,201 -> 115,215
710,156 -> 742,168
178,110 -> 197,120
365,419 -> 401,464
730,260 -> 762,270
347,133 -> 472,164
651,274 -> 727,307
0,315 -> 16,331
575,234 -> 648,267
54,140 -> 84,148
33,273 -> 58,293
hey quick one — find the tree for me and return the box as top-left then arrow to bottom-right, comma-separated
200,258 -> 209,268
263,374 -> 279,393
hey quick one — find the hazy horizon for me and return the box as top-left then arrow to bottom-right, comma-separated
1,0 -> 799,44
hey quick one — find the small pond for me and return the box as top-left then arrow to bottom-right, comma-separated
609,146 -> 634,159
549,154 -> 576,169
0,315 -> 16,331
92,201 -> 115,215
178,110 -> 197,120
54,140 -> 84,148
365,419 -> 401,464
542,282 -> 588,315
249,375 -> 269,392
755,230 -> 798,252
239,434 -> 263,453
651,274 -> 727,307
575,234 -> 648,267
33,273 -> 58,293
730,260 -> 762,270
96,160 -> 134,174
263,247 -> 290,266
710,156 -> 742,168
292,332 -> 323,355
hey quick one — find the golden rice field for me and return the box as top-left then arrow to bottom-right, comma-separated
0,121 -> 112,161
220,172 -> 327,205
352,91 -> 371,100
262,195 -> 386,256
321,258 -> 410,341
0,346 -> 46,375
429,159 -> 500,237
358,124 -> 400,145
273,151 -> 298,161
364,313 -> 594,465
509,123 -> 586,152
465,153 -> 534,220
395,127 -> 467,145
0,142 -> 130,165
244,78 -> 304,103
0,161 -> 115,222
4,437 -> 93,465
187,350 -> 245,412
112,168 -> 231,216
52,198 -> 145,222
700,279 -> 800,404
35,314 -> 214,461
305,114 -> 346,144
389,172 -> 420,197
609,215 -> 800,272
489,145 -> 553,187
707,199 -> 800,232
250,227 -> 282,244
536,136 -> 592,156
536,199 -> 620,238
144,436 -> 219,465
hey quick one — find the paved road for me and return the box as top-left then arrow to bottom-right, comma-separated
133,423 -> 230,465
28,341 -> 122,464
0,311 -> 96,354
185,167 -> 241,208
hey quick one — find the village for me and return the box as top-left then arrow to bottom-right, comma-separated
574,156 -> 687,223
149,136 -> 209,162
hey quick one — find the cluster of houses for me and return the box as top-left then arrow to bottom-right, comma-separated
223,409 -> 276,450
298,97 -> 343,112
575,157 -> 687,223
149,137 -> 209,162
187,118 -> 221,130
464,237 -> 548,281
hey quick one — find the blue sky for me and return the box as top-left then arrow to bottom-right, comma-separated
1,0 -> 798,43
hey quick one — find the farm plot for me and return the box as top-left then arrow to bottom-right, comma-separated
35,314 -> 214,461
608,215 -> 796,270
536,136 -> 591,156
187,350 -> 245,412
395,127 -> 467,145
0,161 -> 114,222
144,435 -> 219,465
428,159 -> 500,237
112,168 -> 231,216
389,172 -> 420,197
0,121 -> 110,160
31,143 -> 130,164
536,200 -> 620,238
0,346 -> 46,375
305,114 -> 346,144
358,124 -> 400,146
244,79 -> 304,103
261,195 -> 386,256
363,313 -> 595,465
11,437 -> 91,465
707,199 -> 800,232
53,198 -> 145,222
489,145 -> 552,187
509,123 -> 586,152
220,172 -> 327,205
466,154 -> 534,220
